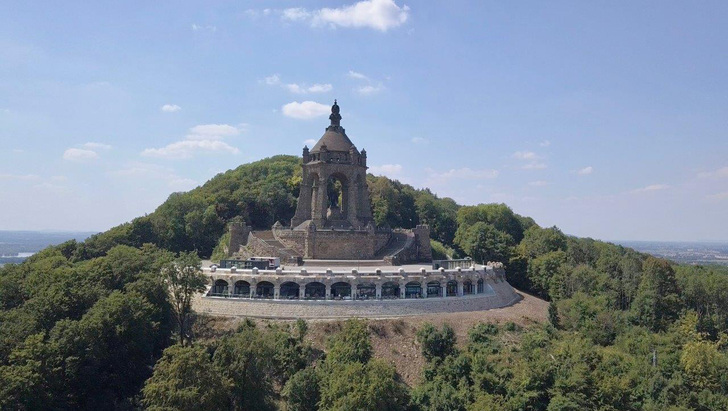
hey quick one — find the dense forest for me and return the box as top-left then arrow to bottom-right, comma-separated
1,155 -> 728,410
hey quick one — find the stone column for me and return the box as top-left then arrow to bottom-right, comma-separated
250,285 -> 256,299
299,284 -> 306,299
441,284 -> 447,298
325,284 -> 331,299
457,281 -> 464,297
274,284 -> 280,300
375,283 -> 382,299
400,284 -> 406,299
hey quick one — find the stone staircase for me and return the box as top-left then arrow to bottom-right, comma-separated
375,232 -> 414,260
233,230 -> 302,263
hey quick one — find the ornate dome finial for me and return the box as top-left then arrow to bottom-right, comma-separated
329,99 -> 342,126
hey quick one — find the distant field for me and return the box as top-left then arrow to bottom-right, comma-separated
617,240 -> 728,266
0,231 -> 96,266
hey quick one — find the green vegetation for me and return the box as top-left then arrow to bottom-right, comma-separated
1,155 -> 728,409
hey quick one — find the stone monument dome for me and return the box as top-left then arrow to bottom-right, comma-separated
310,100 -> 356,154
291,100 -> 373,229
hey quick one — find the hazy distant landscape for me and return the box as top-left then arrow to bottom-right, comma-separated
617,240 -> 728,266
0,231 -> 96,266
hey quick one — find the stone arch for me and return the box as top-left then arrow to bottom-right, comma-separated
446,280 -> 458,297
463,279 -> 474,295
331,281 -> 352,298
305,281 -> 326,299
280,281 -> 300,299
256,281 -> 274,298
356,282 -> 376,299
404,281 -> 422,299
426,281 -> 441,297
233,280 -> 250,296
326,172 -> 350,222
212,279 -> 228,296
381,281 -> 400,299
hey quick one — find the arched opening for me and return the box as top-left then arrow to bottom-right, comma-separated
212,280 -> 228,296
256,281 -> 274,298
326,173 -> 349,222
446,280 -> 458,297
233,280 -> 250,297
477,278 -> 484,294
382,281 -> 400,299
405,281 -> 422,299
331,282 -> 352,299
357,283 -> 376,299
280,282 -> 300,299
427,281 -> 441,298
463,279 -> 474,295
305,282 -> 326,299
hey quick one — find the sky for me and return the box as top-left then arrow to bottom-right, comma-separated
1,1 -> 727,242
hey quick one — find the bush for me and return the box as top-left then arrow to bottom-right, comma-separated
417,323 -> 456,361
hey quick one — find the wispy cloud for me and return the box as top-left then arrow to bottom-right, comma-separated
63,148 -> 98,162
698,166 -> 728,179
303,139 -> 317,147
427,167 -> 499,182
411,137 -> 428,144
281,0 -> 410,32
355,83 -> 385,95
522,162 -> 547,170
369,164 -> 403,177
0,173 -> 40,181
631,184 -> 670,194
191,23 -> 217,32
82,142 -> 112,150
707,191 -> 728,200
112,162 -> 198,190
512,151 -> 540,160
141,124 -> 242,159
529,180 -> 549,187
263,74 -> 332,94
539,140 -> 551,147
161,104 -> 181,113
282,101 -> 330,119
577,166 -> 594,175
348,70 -> 369,80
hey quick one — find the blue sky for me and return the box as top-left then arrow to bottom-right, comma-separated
1,1 -> 727,241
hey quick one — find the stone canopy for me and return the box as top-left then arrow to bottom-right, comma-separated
290,100 -> 374,229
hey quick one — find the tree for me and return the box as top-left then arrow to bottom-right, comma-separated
454,222 -> 514,264
161,252 -> 207,345
518,226 -> 567,259
319,360 -> 410,411
142,344 -> 230,411
326,319 -> 372,364
416,323 -> 457,361
631,257 -> 680,332
283,367 -> 320,411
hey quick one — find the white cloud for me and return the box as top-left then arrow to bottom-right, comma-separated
707,191 -> 728,200
112,162 -> 198,190
577,166 -> 594,175
529,180 -> 549,187
161,104 -> 181,113
355,83 -> 385,95
187,124 -> 241,140
282,101 -> 330,119
265,74 -> 332,94
82,142 -> 112,150
0,173 -> 39,181
303,139 -> 317,147
265,74 -> 281,85
369,164 -> 403,177
428,167 -> 499,181
631,184 -> 670,194
522,162 -> 547,170
141,124 -> 242,159
12,148 -> 24,153
313,0 -> 410,31
63,148 -> 98,161
281,0 -> 410,32
192,23 -> 217,32
512,151 -> 540,160
540,140 -> 551,147
348,70 -> 369,80
411,137 -> 428,144
698,166 -> 728,179
282,8 -> 311,21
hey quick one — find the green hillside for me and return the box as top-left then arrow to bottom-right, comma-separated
1,155 -> 728,410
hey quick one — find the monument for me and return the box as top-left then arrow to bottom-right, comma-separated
228,100 -> 431,264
